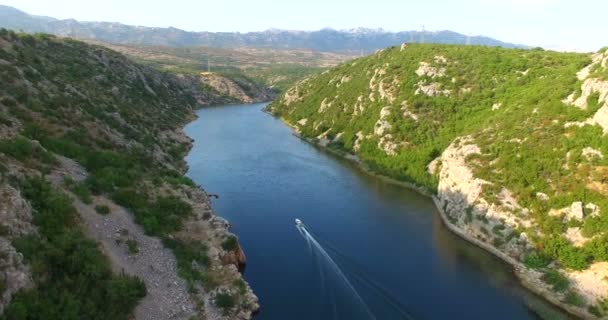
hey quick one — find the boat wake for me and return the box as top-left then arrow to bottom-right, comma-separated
297,220 -> 375,319
296,219 -> 416,320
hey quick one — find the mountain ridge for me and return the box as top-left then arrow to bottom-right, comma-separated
0,5 -> 527,52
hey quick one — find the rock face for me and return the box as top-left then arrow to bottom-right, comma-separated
435,136 -> 602,319
415,81 -> 451,97
199,73 -> 274,104
0,184 -> 36,313
173,187 -> 259,320
437,137 -> 532,259
564,50 -> 608,134
415,61 -> 446,78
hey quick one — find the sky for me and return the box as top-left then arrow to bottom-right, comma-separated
1,0 -> 606,52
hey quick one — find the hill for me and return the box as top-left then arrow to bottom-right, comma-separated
0,5 -> 526,52
0,29 -> 258,319
87,40 -> 354,92
269,43 -> 608,318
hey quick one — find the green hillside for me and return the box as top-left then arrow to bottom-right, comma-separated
270,43 -> 608,316
0,30 -> 256,319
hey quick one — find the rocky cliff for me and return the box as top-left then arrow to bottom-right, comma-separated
271,43 -> 608,318
0,29 -> 257,319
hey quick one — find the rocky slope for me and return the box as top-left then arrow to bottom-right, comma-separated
177,71 -> 275,106
270,44 -> 608,318
0,29 -> 257,319
0,5 -> 525,52
88,40 -> 354,92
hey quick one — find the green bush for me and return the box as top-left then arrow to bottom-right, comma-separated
564,291 -> 585,307
215,293 -> 235,313
541,270 -> 570,292
95,205 -> 111,215
162,238 -> 210,285
0,136 -> 56,165
221,235 -> 238,251
588,305 -> 603,317
2,177 -> 146,320
233,279 -> 247,295
523,251 -> 552,269
71,182 -> 92,204
126,240 -> 139,255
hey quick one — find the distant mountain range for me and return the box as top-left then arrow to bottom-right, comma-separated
0,5 -> 527,52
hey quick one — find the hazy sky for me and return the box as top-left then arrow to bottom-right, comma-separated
1,0 -> 605,52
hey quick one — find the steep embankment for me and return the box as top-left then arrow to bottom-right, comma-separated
0,30 -> 257,319
270,43 -> 608,318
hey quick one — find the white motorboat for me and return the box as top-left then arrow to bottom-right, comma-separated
295,218 -> 303,226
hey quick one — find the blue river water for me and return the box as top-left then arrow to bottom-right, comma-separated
184,103 -> 570,320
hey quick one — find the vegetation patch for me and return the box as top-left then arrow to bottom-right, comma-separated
221,235 -> 238,251
95,204 -> 111,215
541,270 -> 570,293
1,177 -> 146,320
215,293 -> 235,314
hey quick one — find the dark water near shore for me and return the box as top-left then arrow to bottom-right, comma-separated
185,103 -> 570,320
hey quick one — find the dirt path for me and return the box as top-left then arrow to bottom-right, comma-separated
73,197 -> 198,320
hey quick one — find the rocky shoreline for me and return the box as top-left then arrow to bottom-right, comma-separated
432,195 -> 589,319
275,115 -> 592,320
173,123 -> 261,319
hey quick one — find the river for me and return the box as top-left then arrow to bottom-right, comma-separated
184,102 -> 570,320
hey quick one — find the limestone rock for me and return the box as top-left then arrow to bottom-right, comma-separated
549,202 -> 585,221
318,97 -> 332,113
374,107 -> 392,136
582,147 -> 604,160
415,61 -> 446,78
415,81 -> 450,97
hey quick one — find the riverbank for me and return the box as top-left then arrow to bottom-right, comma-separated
272,114 -> 589,320
177,118 -> 261,319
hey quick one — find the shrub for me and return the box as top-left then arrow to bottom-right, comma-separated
564,291 -> 585,307
4,177 -> 146,320
588,305 -> 603,317
126,240 -> 139,254
71,182 -> 92,204
492,224 -> 506,236
162,238 -> 209,284
464,207 -> 473,223
95,205 -> 111,215
215,293 -> 235,313
20,176 -> 76,234
106,274 -> 147,317
523,251 -> 551,269
541,270 -> 570,292
221,235 -> 238,251
233,279 -> 247,295
0,136 -> 56,165
0,96 -> 17,107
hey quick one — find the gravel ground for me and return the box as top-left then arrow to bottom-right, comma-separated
73,197 -> 198,320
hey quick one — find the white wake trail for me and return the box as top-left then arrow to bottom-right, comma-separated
297,224 -> 376,320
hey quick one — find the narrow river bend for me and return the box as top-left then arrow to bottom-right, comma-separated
185,103 -> 570,320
